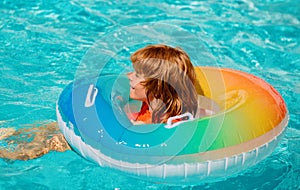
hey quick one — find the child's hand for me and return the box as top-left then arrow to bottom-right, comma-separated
0,127 -> 16,140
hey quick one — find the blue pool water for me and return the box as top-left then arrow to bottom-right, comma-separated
1,0 -> 299,189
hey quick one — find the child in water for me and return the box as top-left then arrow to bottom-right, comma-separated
0,44 -> 216,160
127,44 -> 214,124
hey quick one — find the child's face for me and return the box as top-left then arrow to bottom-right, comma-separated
127,72 -> 147,102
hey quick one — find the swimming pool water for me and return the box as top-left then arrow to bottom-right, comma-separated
0,0 -> 299,189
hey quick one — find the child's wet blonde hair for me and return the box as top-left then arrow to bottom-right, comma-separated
131,44 -> 203,123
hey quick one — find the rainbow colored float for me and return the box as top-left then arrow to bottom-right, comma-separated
56,67 -> 288,184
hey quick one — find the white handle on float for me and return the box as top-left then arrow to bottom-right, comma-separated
85,84 -> 98,107
165,112 -> 194,129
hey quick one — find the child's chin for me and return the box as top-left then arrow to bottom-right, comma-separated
130,95 -> 141,101
129,93 -> 136,100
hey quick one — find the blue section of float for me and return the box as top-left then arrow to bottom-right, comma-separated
57,75 -> 196,161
